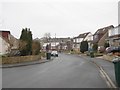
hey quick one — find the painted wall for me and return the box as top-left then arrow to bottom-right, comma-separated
0,37 -> 10,55
109,26 -> 120,37
84,33 -> 93,41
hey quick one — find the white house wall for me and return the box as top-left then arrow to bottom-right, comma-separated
73,39 -> 76,43
0,37 -> 10,55
109,26 -> 120,37
73,38 -> 83,43
84,33 -> 93,41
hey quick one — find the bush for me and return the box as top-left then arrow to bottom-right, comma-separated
104,42 -> 109,49
32,41 -> 41,55
92,43 -> 98,52
40,51 -> 46,57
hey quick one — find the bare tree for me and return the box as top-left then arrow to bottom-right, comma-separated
43,33 -> 51,43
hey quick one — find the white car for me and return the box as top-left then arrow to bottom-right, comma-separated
51,51 -> 58,57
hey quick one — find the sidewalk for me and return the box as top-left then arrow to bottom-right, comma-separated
92,57 -> 117,86
79,55 -> 117,87
0,58 -> 54,68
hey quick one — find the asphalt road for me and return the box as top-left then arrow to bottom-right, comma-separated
2,53 -> 108,88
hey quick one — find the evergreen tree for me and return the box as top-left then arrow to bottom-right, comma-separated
80,41 -> 88,53
20,28 -> 28,41
19,28 -> 32,56
27,29 -> 32,55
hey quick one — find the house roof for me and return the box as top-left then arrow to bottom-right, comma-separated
0,30 -> 10,34
78,32 -> 90,38
49,37 -> 71,42
93,25 -> 114,36
0,30 -> 11,39
73,32 -> 90,39
0,31 -> 18,47
0,30 -> 10,35
0,34 -> 10,45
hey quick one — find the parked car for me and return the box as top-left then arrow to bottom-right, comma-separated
111,46 -> 120,53
106,46 -> 120,53
106,47 -> 112,53
51,50 -> 58,57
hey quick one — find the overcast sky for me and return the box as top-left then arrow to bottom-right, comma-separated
0,0 -> 119,39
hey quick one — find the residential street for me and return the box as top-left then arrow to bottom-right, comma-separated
1,1 -> 119,89
2,53 -> 110,88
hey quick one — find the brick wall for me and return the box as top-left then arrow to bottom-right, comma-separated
1,55 -> 41,64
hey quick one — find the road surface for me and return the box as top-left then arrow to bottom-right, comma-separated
2,53 -> 108,88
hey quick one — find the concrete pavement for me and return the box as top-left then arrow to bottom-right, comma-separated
78,54 -> 117,88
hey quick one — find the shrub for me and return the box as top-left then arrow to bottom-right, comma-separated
32,41 -> 41,55
104,42 -> 109,49
92,43 -> 98,52
80,41 -> 88,53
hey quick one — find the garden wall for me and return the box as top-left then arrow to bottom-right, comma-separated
1,55 -> 41,64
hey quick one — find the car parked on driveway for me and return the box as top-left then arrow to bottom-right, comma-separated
51,50 -> 58,57
106,47 -> 113,53
106,46 -> 120,53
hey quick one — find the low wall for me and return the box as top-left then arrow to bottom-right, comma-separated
1,55 -> 41,64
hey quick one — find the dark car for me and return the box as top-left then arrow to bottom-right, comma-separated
111,46 -> 120,53
106,46 -> 120,53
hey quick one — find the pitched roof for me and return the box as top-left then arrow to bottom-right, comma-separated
0,34 -> 10,45
94,25 -> 114,35
77,32 -> 90,38
0,30 -> 10,33
73,32 -> 91,39
0,30 -> 11,39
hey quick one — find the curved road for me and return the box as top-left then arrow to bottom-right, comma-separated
2,53 -> 108,88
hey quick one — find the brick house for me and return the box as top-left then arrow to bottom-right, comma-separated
93,25 -> 114,47
0,31 -> 11,55
0,30 -> 19,55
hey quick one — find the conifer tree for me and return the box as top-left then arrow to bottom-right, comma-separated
19,28 -> 32,56
80,41 -> 88,53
